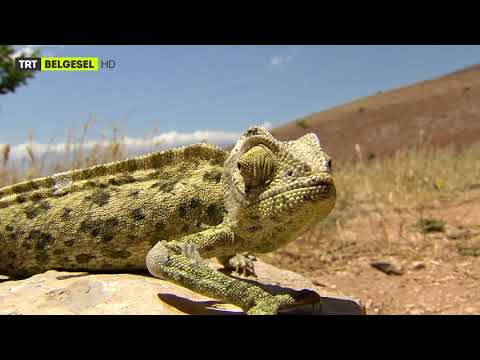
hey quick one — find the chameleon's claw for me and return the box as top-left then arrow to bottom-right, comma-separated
230,253 -> 257,278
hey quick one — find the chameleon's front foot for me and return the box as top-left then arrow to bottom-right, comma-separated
218,252 -> 258,277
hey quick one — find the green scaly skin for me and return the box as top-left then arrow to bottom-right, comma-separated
0,126 -> 336,314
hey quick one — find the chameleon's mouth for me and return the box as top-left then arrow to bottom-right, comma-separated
257,174 -> 334,202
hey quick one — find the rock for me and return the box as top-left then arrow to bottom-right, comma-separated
446,229 -> 472,240
370,260 -> 404,275
464,307 -> 477,314
411,261 -> 426,271
0,260 -> 365,315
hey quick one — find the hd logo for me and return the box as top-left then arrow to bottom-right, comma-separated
15,57 -> 115,71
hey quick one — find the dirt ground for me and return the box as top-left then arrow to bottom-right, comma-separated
262,191 -> 480,315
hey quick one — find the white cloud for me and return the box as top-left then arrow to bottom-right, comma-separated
4,129 -> 242,159
260,121 -> 273,130
3,124 -> 278,162
271,55 -> 293,67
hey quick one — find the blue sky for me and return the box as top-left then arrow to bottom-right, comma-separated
2,45 -> 480,154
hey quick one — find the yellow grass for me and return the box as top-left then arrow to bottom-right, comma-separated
1,122 -> 479,276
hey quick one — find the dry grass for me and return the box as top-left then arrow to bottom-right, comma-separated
1,121 -> 479,278
263,140 -> 480,274
0,117 -> 132,187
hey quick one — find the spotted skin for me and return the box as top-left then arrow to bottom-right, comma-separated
0,126 -> 336,314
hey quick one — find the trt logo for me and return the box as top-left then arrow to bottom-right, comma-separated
15,57 -> 41,71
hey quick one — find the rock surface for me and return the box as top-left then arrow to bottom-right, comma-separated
0,260 -> 364,315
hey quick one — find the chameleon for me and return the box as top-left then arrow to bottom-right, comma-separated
0,126 -> 336,315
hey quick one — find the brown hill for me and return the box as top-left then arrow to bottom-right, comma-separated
270,64 -> 480,165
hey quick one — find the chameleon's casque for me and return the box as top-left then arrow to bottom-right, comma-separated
0,126 -> 336,314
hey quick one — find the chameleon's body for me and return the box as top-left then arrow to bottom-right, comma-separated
0,126 -> 335,314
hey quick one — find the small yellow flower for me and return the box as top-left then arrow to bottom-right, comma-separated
433,179 -> 445,190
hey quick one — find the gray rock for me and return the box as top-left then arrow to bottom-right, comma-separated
0,260 -> 365,315
370,260 -> 404,275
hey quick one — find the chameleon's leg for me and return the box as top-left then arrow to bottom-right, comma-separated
145,225 -> 295,315
217,252 -> 257,277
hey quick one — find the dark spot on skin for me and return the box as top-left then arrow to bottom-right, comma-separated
76,254 -> 95,264
79,221 -> 89,232
206,204 -> 225,225
108,174 -> 136,186
5,225 -> 17,241
98,182 -> 108,188
155,222 -> 165,232
0,201 -> 8,209
31,193 -> 43,202
7,251 -> 17,260
203,170 -> 222,183
35,235 -> 53,250
40,201 -> 51,210
27,230 -> 54,251
53,249 -> 64,255
131,208 -> 146,221
151,179 -> 177,192
189,198 -> 201,209
16,195 -> 27,204
178,206 -> 187,218
36,253 -> 49,264
105,218 -> 120,227
86,180 -> 98,187
127,234 -> 137,242
61,207 -> 73,221
64,240 -> 74,247
109,250 -> 131,259
85,189 -> 111,207
101,233 -> 114,243
128,190 -> 140,197
159,182 -> 176,192
29,181 -> 40,190
183,146 -> 200,159
80,218 -> 119,239
246,225 -> 262,232
22,241 -> 32,250
24,200 -> 51,219
202,243 -> 216,253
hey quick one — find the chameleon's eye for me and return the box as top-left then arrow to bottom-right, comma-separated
238,145 -> 276,188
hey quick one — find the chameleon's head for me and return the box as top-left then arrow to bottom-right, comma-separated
223,126 -> 336,248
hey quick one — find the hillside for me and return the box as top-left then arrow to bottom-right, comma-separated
271,64 -> 480,164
